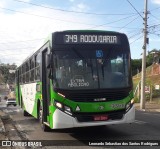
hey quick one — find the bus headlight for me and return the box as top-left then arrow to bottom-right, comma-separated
54,101 -> 72,116
126,102 -> 131,112
64,105 -> 72,116
126,99 -> 134,112
131,99 -> 135,104
55,101 -> 63,109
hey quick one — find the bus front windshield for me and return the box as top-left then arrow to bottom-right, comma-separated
52,46 -> 131,90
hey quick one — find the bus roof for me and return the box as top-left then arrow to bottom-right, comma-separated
18,30 -> 127,67
61,30 -> 124,34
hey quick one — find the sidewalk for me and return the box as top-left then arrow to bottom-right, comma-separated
135,102 -> 160,112
0,110 -> 8,139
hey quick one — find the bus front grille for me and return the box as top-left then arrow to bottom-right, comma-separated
65,90 -> 129,102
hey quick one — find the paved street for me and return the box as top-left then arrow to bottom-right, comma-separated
0,99 -> 160,148
1,1 -> 160,148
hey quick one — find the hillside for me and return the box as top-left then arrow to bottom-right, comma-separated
133,63 -> 160,84
133,63 -> 160,103
0,75 -> 4,83
0,63 -> 16,85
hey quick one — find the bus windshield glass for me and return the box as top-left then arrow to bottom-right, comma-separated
52,45 -> 131,90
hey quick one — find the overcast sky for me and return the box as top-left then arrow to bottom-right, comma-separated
0,0 -> 160,66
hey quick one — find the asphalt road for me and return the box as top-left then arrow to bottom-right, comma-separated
1,100 -> 160,149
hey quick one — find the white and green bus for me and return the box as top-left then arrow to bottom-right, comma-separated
15,30 -> 135,131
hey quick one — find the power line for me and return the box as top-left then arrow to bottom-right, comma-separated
149,32 -> 160,36
0,6 -> 137,29
130,35 -> 143,45
150,13 -> 160,21
150,6 -> 160,12
129,30 -> 143,39
0,53 -> 30,56
0,38 -> 44,44
0,6 -> 94,26
87,14 -> 138,29
149,28 -> 160,36
150,28 -> 160,33
12,0 -> 136,16
126,0 -> 143,19
149,23 -> 160,28
0,46 -> 36,52
119,16 -> 140,31
0,27 -> 141,46
92,25 -> 140,30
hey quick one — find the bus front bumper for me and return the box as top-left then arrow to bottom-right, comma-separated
52,105 -> 135,129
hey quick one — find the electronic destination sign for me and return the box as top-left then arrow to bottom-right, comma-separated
63,34 -> 121,44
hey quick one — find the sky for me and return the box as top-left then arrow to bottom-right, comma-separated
0,0 -> 160,66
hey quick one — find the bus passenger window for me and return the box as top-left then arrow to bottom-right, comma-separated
35,53 -> 41,67
35,67 -> 40,80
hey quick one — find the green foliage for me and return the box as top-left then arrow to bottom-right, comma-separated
131,49 -> 160,76
131,59 -> 142,76
146,54 -> 153,67
134,97 -> 139,103
0,63 -> 17,84
152,89 -> 160,98
0,66 -> 9,83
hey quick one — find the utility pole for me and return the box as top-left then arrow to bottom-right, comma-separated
140,0 -> 148,110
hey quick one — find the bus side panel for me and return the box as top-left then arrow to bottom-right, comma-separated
20,83 -> 38,117
31,82 -> 42,118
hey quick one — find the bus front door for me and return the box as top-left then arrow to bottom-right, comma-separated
42,48 -> 50,124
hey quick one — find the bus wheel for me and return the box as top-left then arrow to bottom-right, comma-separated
38,106 -> 50,132
23,110 -> 30,116
21,97 -> 29,116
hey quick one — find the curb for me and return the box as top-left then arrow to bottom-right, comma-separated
0,118 -> 5,133
0,110 -> 27,149
0,110 -> 6,133
0,110 -> 9,146
134,103 -> 160,112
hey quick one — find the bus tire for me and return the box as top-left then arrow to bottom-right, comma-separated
21,96 -> 23,108
21,98 -> 30,116
38,106 -> 50,132
23,110 -> 30,116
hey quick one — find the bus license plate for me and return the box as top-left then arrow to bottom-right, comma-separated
94,115 -> 108,121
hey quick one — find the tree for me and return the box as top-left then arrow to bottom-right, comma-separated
0,64 -> 17,84
0,66 -> 9,83
148,49 -> 160,64
131,48 -> 160,76
131,59 -> 142,76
